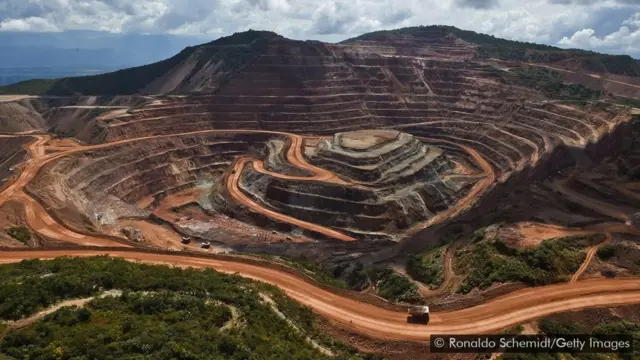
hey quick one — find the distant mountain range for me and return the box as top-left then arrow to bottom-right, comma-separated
0,31 -> 209,86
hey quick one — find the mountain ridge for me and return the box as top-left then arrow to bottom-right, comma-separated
1,25 -> 639,96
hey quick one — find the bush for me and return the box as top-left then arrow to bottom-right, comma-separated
538,318 -> 587,335
406,247 -> 445,288
597,245 -> 615,260
5,227 -> 30,244
456,236 -> 591,293
506,67 -> 600,101
501,324 -> 524,335
369,268 -> 423,304
287,255 -> 349,289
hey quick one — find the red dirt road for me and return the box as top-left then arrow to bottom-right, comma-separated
570,233 -> 612,283
0,130 -> 354,243
0,135 -> 130,247
407,137 -> 496,234
1,249 -> 639,341
228,157 -> 356,241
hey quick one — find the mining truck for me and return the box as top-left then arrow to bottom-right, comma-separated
407,305 -> 429,324
201,241 -> 211,249
181,236 -> 191,244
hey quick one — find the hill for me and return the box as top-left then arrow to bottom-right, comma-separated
2,25 -> 640,96
343,25 -> 640,76
0,30 -> 282,96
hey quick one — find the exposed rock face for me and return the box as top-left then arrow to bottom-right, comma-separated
0,137 -> 29,187
120,227 -> 145,243
631,212 -> 640,228
214,130 -> 461,241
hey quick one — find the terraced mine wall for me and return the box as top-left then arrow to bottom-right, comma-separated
0,96 -> 151,141
0,136 -> 29,188
26,132 -> 274,232
394,114 -> 640,257
209,129 -> 465,242
81,51 -> 531,142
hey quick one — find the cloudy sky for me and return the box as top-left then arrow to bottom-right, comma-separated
2,0 -> 640,56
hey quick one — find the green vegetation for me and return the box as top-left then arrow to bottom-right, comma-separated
406,247 -> 445,288
342,25 -> 564,52
538,318 -> 587,335
615,96 -> 640,108
0,257 -> 375,359
0,79 -> 57,95
0,30 -> 278,96
245,254 -> 350,289
5,227 -> 30,245
208,29 -> 282,46
48,126 -> 78,139
471,228 -> 486,243
597,244 -> 616,260
369,268 -> 422,304
506,67 -> 601,101
284,255 -> 350,289
455,235 -> 594,294
501,324 -> 524,335
0,48 -> 193,95
582,55 -> 640,77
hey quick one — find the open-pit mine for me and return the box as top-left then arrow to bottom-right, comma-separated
1,26 -> 640,355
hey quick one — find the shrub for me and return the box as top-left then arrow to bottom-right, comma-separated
369,268 -> 423,304
456,236 -> 590,293
406,247 -> 445,288
597,245 -> 615,260
501,324 -> 524,335
5,227 -> 30,244
506,67 -> 600,101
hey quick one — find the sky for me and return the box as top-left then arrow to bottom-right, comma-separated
2,0 -> 640,57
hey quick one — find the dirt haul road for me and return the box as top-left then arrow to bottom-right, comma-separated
228,157 -> 356,241
570,233 -> 612,283
0,135 -> 131,247
407,137 -> 497,235
1,249 -> 639,342
0,130 -> 353,243
3,129 -> 498,243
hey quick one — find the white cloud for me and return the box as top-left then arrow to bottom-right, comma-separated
558,12 -> 640,53
0,0 -> 639,56
0,16 -> 61,32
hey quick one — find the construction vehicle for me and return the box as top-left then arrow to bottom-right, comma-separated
201,241 -> 211,249
407,305 -> 429,324
181,236 -> 191,244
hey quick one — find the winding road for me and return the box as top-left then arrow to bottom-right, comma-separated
227,157 -> 356,241
0,129 -> 639,343
1,249 -> 639,341
570,233 -> 612,283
